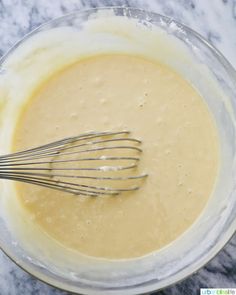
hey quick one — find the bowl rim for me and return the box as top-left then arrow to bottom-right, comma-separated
0,6 -> 236,295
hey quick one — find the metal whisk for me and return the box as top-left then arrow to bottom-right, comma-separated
0,131 -> 147,196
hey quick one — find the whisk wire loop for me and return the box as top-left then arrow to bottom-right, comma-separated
0,131 -> 147,196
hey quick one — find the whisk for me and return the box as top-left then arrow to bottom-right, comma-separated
0,131 -> 147,196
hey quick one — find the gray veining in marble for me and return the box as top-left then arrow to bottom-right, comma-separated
0,0 -> 236,294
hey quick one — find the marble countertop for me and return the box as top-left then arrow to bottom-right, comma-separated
0,0 -> 236,294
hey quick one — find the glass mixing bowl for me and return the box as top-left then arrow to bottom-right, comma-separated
0,7 -> 236,295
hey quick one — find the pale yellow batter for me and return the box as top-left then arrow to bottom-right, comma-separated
13,54 -> 219,259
